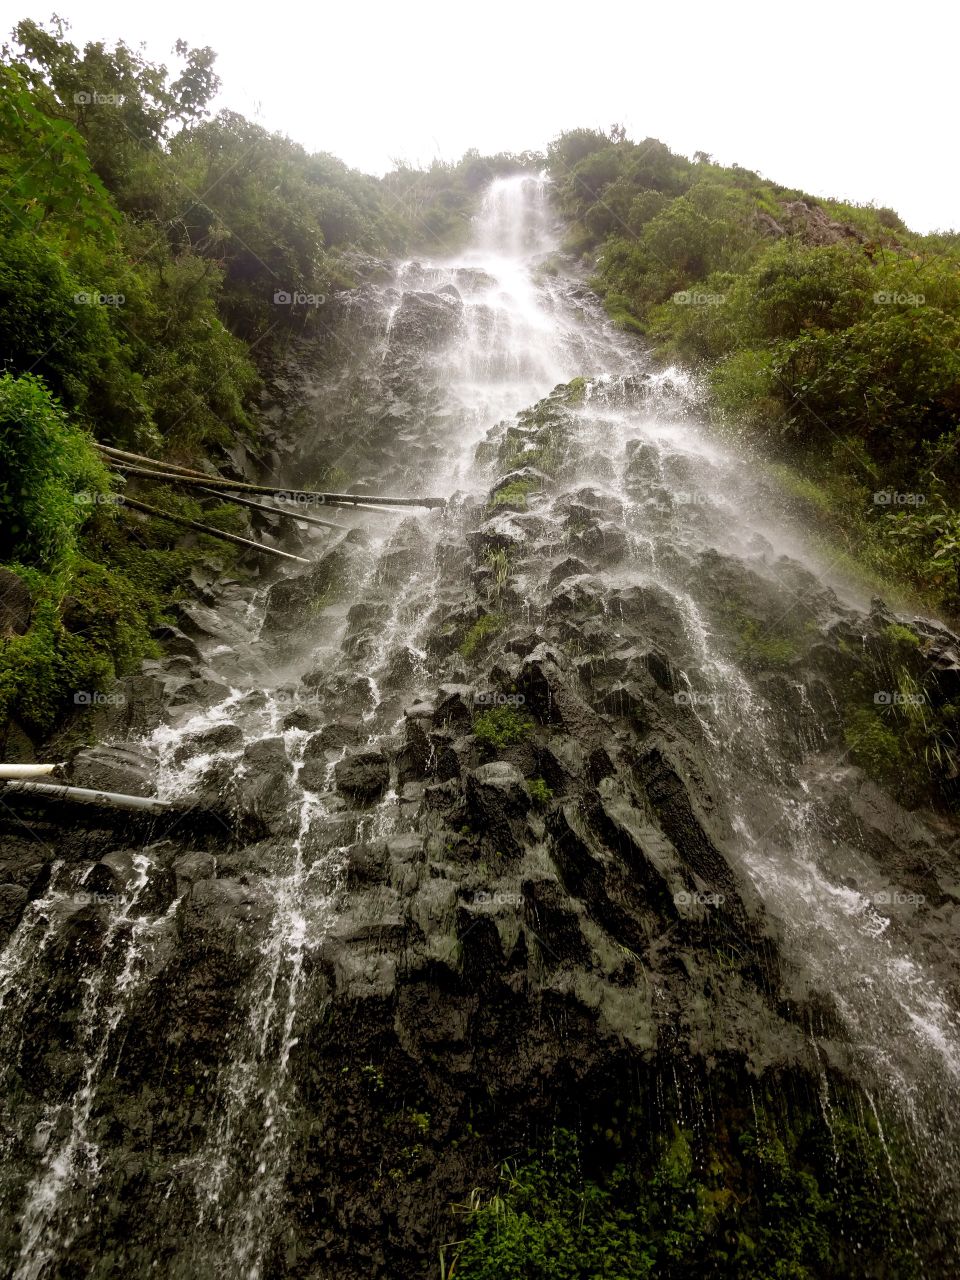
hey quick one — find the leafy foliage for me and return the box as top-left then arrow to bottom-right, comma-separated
0,374 -> 110,568
473,706 -> 534,749
545,126 -> 960,617
449,1118 -> 922,1280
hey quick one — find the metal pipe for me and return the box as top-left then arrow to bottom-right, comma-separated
2,780 -> 171,813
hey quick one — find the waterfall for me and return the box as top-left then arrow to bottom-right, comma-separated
0,174 -> 957,1276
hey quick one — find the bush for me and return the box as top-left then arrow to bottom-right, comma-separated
459,614 -> 505,660
473,706 -> 534,749
448,1119 -> 921,1280
0,373 -> 111,568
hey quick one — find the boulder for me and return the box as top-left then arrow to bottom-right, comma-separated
69,744 -> 158,798
334,748 -> 390,802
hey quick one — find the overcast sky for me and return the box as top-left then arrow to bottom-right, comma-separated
3,0 -> 956,233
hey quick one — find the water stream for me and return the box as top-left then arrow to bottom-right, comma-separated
0,174 -> 957,1275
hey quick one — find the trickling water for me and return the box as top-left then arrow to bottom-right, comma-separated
0,173 -> 958,1274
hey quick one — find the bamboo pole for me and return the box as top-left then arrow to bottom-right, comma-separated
194,486 -> 349,531
0,764 -> 62,779
2,780 -> 171,813
121,496 -> 310,564
96,444 -> 212,480
108,462 -> 445,508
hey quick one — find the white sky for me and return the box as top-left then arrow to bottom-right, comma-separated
2,0 -> 957,233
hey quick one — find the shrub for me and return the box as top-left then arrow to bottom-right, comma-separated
459,613 -> 505,660
527,776 -> 553,807
489,479 -> 538,511
473,706 -> 533,749
0,373 -> 111,569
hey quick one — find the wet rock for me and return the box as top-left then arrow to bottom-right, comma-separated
464,762 -> 530,858
0,568 -> 33,636
173,722 -> 243,762
160,655 -> 200,676
212,737 -> 300,835
305,720 -> 362,755
0,883 -> 28,938
187,876 -> 272,931
469,515 -> 526,557
548,556 -> 590,588
85,849 -> 175,915
151,624 -> 203,661
548,574 -> 605,617
396,717 -> 432,784
334,748 -> 390,802
243,737 -> 293,773
69,744 -> 159,798
569,519 -> 629,564
376,520 -> 432,585
489,467 -> 550,502
303,670 -> 375,713
344,841 -> 389,889
261,533 -> 368,638
282,707 -> 324,732
924,640 -> 960,704
172,851 -> 217,895
434,685 -> 475,730
403,700 -> 436,720
389,288 -> 463,348
89,672 -> 170,738
167,676 -> 232,711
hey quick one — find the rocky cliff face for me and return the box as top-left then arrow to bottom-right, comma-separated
2,220 -> 959,1278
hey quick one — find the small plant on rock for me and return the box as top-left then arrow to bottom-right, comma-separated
473,705 -> 534,749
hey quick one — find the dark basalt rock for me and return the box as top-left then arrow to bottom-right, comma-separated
68,743 -> 159,797
388,288 -> 463,348
5,286 -> 960,1280
334,748 -> 390,802
150,624 -> 203,661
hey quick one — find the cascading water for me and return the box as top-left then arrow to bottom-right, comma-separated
0,174 -> 958,1276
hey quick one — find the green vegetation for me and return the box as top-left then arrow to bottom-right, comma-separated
473,706 -> 534,750
485,548 -> 511,596
446,1118 -> 922,1279
458,613 -> 505,660
837,626 -> 959,803
382,149 -> 541,252
546,128 -> 960,617
0,16 -> 528,743
734,618 -> 803,671
0,374 -> 110,568
526,777 -> 553,807
488,478 -> 539,510
843,710 -> 905,784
